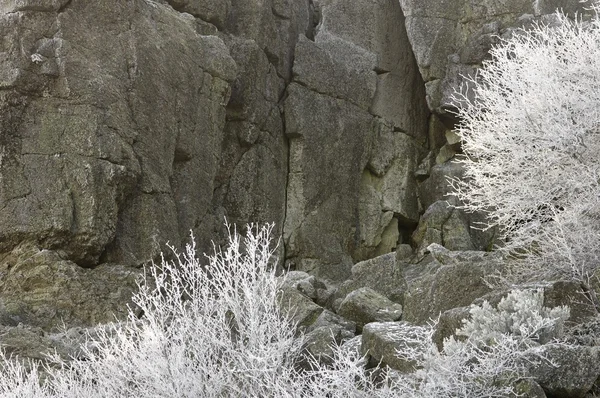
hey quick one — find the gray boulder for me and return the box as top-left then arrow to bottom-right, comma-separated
0,245 -> 140,330
361,321 -> 419,372
335,253 -> 406,305
412,200 -> 475,254
524,345 -> 600,398
403,245 -> 504,324
337,287 -> 403,331
307,309 -> 356,340
278,279 -> 324,329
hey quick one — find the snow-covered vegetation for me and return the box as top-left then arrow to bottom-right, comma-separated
451,9 -> 600,282
1,7 -> 597,398
0,226 -> 572,397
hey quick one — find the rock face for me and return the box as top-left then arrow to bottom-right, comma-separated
0,0 -> 237,269
400,0 -> 591,115
2,2 -> 600,395
0,0 -> 593,342
283,0 -> 428,281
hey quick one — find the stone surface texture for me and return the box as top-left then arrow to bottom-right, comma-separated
2,4 -> 598,395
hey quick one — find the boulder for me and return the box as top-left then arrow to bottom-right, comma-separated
0,245 -> 140,330
360,321 -> 420,373
337,287 -> 403,331
402,245 -> 504,324
335,253 -> 405,305
524,345 -> 600,398
0,325 -> 72,361
278,284 -> 324,329
509,379 -> 547,398
412,200 -> 475,254
300,325 -> 346,367
307,309 -> 356,341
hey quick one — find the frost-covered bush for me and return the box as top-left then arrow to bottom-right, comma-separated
0,224 -> 308,397
0,233 -> 575,398
385,289 -> 571,397
451,9 -> 600,281
0,355 -> 48,398
458,289 -> 570,344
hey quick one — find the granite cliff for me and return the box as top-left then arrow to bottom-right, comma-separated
0,0 -> 597,365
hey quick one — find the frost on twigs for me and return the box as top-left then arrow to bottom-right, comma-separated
0,223 -> 309,397
450,9 -> 600,283
457,289 -> 569,345
387,289 -> 572,398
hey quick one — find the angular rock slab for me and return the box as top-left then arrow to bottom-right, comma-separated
337,287 -> 403,331
361,321 -> 420,373
402,245 -> 504,324
335,252 -> 406,305
524,345 -> 600,398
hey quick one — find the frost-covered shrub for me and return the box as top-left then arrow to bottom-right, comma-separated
0,355 -> 48,398
385,289 -> 572,397
0,224 -> 308,398
458,289 -> 570,344
0,233 -> 575,398
451,9 -> 600,281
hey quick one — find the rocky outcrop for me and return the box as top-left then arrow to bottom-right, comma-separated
0,0 -> 237,270
283,0 -> 428,281
1,0 -> 596,358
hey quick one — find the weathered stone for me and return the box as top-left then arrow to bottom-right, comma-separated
278,285 -> 324,329
293,34 -> 377,111
0,0 -> 237,267
432,306 -> 470,350
399,0 -> 591,114
510,379 -> 548,398
357,119 -> 424,260
166,0 -> 230,29
0,245 -> 140,330
428,114 -> 450,151
335,253 -> 405,305
435,144 -> 456,164
307,309 -> 356,340
311,0 -> 428,135
282,0 -> 430,281
412,200 -> 476,253
542,280 -> 598,325
227,0 -> 310,81
284,82 -> 373,281
361,321 -> 419,372
337,287 -> 403,331
403,245 -> 504,324
0,325 -> 71,361
300,325 -> 345,367
418,160 -> 464,211
524,345 -> 600,398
